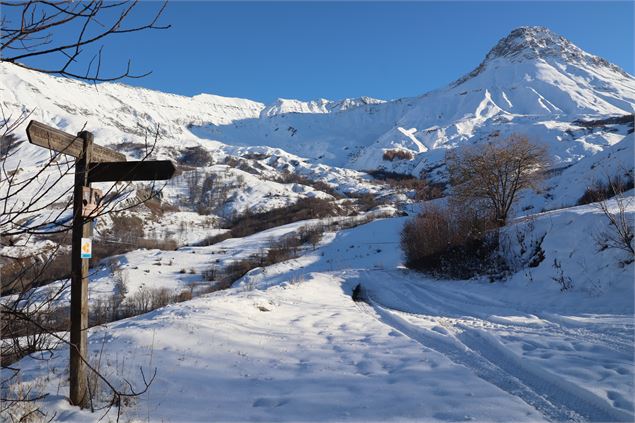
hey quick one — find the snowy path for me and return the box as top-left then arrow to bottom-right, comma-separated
355,273 -> 633,422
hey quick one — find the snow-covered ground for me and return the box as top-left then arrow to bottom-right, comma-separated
5,213 -> 382,311
9,199 -> 634,422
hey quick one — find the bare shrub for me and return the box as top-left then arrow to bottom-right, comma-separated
128,286 -> 153,314
140,193 -> 179,217
202,266 -> 218,281
367,170 -> 445,201
594,182 -> 634,262
1,248 -> 72,295
266,246 -> 294,265
447,134 -> 549,225
348,193 -> 380,212
577,174 -> 634,205
400,202 -> 501,279
0,374 -> 52,422
297,226 -> 323,249
136,238 -> 177,251
149,288 -> 172,309
186,168 -> 204,204
202,224 -> 326,290
109,214 -> 144,243
218,258 -> 260,289
276,172 -> 342,198
207,197 -> 338,244
176,290 -> 193,303
1,296 -> 65,366
551,258 -> 573,291
180,146 -> 213,167
382,149 -> 414,161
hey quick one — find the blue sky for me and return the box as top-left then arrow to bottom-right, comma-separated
16,1 -> 635,103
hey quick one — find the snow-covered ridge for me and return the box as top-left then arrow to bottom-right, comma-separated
259,96 -> 386,117
2,26 -> 634,183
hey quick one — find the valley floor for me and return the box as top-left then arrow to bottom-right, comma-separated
8,214 -> 635,422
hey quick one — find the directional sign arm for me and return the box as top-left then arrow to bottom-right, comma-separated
88,160 -> 176,183
26,120 -> 127,163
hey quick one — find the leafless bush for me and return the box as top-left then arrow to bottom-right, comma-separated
1,303 -> 66,367
594,182 -> 634,262
1,247 -> 72,295
197,232 -> 232,247
577,174 -> 634,205
101,213 -> 177,252
183,170 -> 231,215
109,214 -> 144,243
222,259 -> 260,286
186,168 -> 204,204
276,172 -> 342,198
149,288 -> 172,310
137,187 -> 179,217
297,226 -> 323,249
367,170 -> 444,200
136,238 -> 177,251
176,290 -> 192,302
382,149 -> 414,161
197,197 -> 339,246
347,193 -> 381,212
202,224 -> 325,290
1,373 -> 53,422
180,146 -> 213,167
401,202 -> 502,279
551,258 -> 573,291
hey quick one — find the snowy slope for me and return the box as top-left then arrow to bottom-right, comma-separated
8,200 -> 634,422
517,132 -> 634,214
351,26 -> 635,173
0,62 -> 399,249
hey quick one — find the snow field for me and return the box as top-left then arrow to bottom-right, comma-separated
9,202 -> 634,422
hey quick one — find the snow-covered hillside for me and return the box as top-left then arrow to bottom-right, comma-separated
9,200 -> 634,422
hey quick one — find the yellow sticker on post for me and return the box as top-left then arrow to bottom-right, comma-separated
81,238 -> 92,259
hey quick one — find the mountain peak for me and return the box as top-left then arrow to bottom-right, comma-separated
452,26 -> 630,87
485,26 -> 580,62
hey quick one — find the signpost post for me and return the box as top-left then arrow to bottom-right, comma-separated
26,120 -> 176,408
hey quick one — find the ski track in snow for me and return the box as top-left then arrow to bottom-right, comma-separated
357,284 -> 633,422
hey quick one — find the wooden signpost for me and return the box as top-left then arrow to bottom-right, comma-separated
26,121 -> 176,408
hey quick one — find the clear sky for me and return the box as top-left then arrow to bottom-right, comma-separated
16,1 -> 635,103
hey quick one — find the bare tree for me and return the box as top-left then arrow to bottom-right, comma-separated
446,134 -> 549,225
1,0 -> 170,82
